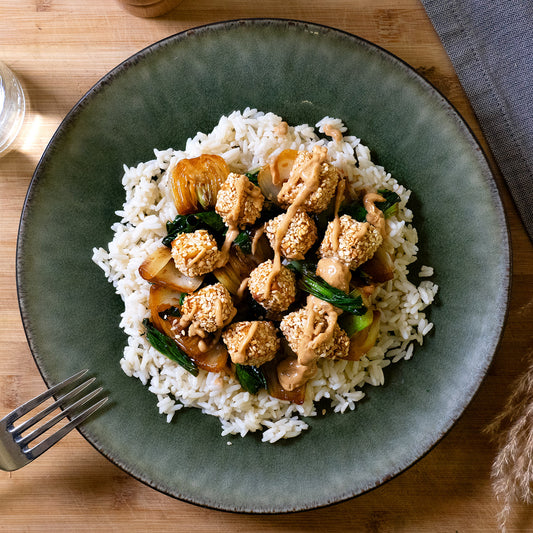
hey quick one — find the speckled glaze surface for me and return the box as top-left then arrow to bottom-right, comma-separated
17,19 -> 510,512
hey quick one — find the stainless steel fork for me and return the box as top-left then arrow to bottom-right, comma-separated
0,369 -> 107,471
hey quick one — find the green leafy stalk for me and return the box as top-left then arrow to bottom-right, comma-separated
233,229 -> 253,255
143,319 -> 198,376
235,364 -> 267,394
162,211 -> 226,248
162,210 -> 253,255
287,261 -> 367,315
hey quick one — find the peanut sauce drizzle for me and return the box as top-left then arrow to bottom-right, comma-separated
251,224 -> 265,256
273,121 -> 289,137
237,321 -> 259,361
363,191 -> 387,238
216,174 -> 261,268
323,123 -> 343,143
264,145 -> 329,299
236,277 -> 249,300
331,177 -> 346,252
266,147 -> 352,391
277,258 -> 351,391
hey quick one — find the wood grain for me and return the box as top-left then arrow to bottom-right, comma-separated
1,1 -> 532,531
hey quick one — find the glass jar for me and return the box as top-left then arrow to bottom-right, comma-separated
0,61 -> 26,157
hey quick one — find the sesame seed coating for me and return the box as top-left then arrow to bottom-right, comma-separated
223,321 -> 280,366
215,173 -> 264,227
248,260 -> 296,313
171,229 -> 220,277
181,283 -> 236,335
280,307 -> 346,360
264,209 -> 318,260
319,215 -> 383,270
277,150 -> 340,213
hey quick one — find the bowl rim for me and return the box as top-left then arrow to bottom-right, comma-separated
16,18 -> 511,513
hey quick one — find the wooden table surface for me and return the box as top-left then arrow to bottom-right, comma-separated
1,1 -> 532,531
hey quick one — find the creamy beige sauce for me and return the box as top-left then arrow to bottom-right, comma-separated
363,191 -> 387,237
316,257 -> 351,293
330,178 -> 346,252
216,226 -> 240,268
236,277 -> 249,300
323,123 -> 343,143
274,121 -> 289,136
265,146 -> 328,298
277,355 -> 317,391
277,256 -> 351,391
198,330 -> 222,353
251,224 -> 264,256
237,321 -> 259,361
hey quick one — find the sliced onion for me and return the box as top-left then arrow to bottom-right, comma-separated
149,285 -> 229,373
174,334 -> 229,373
139,246 -> 172,281
139,246 -> 203,293
171,154 -> 229,214
213,245 -> 263,295
148,284 -> 182,337
263,359 -> 306,405
360,247 -> 395,283
257,149 -> 298,202
345,310 -> 381,361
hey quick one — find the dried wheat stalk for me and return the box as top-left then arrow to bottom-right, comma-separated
485,350 -> 533,532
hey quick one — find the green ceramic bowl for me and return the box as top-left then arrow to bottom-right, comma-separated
17,19 -> 510,512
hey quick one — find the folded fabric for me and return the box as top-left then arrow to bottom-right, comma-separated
421,0 -> 533,242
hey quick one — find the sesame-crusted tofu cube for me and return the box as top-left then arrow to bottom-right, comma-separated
329,327 -> 350,360
264,209 -> 317,260
180,283 -> 236,337
171,229 -> 220,277
319,215 -> 382,270
222,321 -> 280,366
248,260 -> 296,313
277,147 -> 340,213
215,173 -> 264,227
279,307 -> 347,360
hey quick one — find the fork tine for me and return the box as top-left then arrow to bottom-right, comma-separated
28,396 -> 108,460
13,377 -> 96,435
18,387 -> 104,448
2,369 -> 89,426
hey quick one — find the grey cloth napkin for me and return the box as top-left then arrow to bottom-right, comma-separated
420,0 -> 533,242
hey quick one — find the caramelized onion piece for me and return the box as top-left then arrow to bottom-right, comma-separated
263,359 -> 306,404
139,247 -> 203,293
213,242 -> 268,295
148,285 -> 182,338
171,154 -> 229,214
173,333 -> 229,373
359,246 -> 394,283
257,149 -> 298,202
149,286 -> 229,373
345,310 -> 381,361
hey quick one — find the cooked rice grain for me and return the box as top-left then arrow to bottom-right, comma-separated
92,108 -> 438,442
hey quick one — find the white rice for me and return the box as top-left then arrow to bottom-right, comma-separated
92,108 -> 438,443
